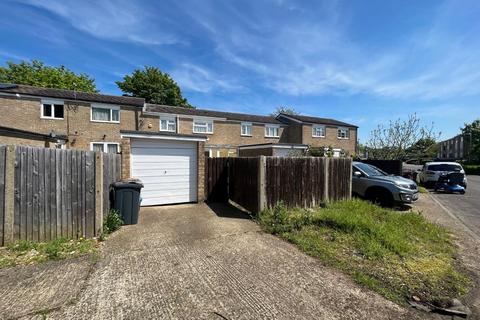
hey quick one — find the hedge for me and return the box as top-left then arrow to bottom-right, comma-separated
464,165 -> 480,175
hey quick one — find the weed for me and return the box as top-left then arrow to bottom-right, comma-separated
258,199 -> 470,305
103,209 -> 123,236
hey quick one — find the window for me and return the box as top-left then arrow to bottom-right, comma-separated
337,127 -> 350,139
193,119 -> 213,134
312,125 -> 325,137
91,142 -> 119,154
160,116 -> 176,132
265,125 -> 280,138
41,99 -> 64,119
91,105 -> 120,123
241,122 -> 252,136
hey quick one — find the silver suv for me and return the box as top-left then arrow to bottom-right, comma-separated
352,161 -> 419,207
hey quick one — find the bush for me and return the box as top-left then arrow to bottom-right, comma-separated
103,209 -> 123,235
464,164 -> 480,175
257,199 -> 470,305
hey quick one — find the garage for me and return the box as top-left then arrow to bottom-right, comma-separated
129,137 -> 200,206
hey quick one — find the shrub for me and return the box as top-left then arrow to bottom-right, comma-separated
103,209 -> 123,235
463,164 -> 480,175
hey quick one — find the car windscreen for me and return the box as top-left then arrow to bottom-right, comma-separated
427,164 -> 462,171
354,163 -> 386,176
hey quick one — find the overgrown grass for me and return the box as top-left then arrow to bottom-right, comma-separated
0,237 -> 98,269
418,186 -> 429,193
257,199 -> 469,306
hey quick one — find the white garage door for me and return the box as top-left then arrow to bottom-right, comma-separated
131,138 -> 197,206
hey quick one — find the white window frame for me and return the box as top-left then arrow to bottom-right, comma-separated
241,122 -> 252,136
90,142 -> 120,153
90,104 -> 120,123
265,124 -> 280,138
337,127 -> 350,139
193,118 -> 214,134
312,125 -> 325,138
40,99 -> 64,120
159,116 -> 176,132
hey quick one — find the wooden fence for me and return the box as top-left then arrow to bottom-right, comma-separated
206,156 -> 352,213
0,145 -> 120,246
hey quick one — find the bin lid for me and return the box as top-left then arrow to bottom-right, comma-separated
112,180 -> 144,189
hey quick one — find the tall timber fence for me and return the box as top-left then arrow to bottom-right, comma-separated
0,145 -> 121,246
206,156 -> 352,213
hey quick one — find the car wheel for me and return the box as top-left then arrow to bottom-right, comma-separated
366,188 -> 394,208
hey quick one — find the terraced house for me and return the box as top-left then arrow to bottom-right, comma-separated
0,83 -> 358,206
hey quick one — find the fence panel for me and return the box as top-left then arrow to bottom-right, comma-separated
360,160 -> 403,176
205,157 -> 229,202
0,146 -> 5,246
266,157 -> 328,208
327,158 -> 352,201
13,146 -> 96,242
229,157 -> 260,213
103,153 -> 121,216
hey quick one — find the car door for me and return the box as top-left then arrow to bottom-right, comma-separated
352,165 -> 366,196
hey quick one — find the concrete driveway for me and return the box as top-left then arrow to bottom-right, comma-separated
12,203 -> 430,320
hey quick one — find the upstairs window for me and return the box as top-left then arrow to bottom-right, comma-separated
265,125 -> 280,138
193,119 -> 213,134
241,122 -> 252,136
160,116 -> 176,132
312,125 -> 325,137
91,104 -> 120,123
41,99 -> 64,119
337,127 -> 350,139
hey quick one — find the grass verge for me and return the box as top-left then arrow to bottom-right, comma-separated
418,186 -> 429,193
0,237 -> 98,269
257,199 -> 469,306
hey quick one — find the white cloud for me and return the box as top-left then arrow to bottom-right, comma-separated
16,0 -> 181,45
171,63 -> 243,93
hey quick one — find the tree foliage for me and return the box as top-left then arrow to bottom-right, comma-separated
366,114 -> 440,160
116,66 -> 192,107
271,106 -> 299,117
0,60 -> 97,92
461,119 -> 480,162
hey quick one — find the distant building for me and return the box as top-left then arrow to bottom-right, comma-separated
437,134 -> 471,161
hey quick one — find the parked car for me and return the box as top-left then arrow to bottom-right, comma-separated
352,161 -> 419,207
416,162 -> 467,189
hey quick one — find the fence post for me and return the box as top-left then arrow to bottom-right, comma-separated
95,152 -> 104,236
258,156 -> 267,212
348,158 -> 353,200
324,157 -> 329,201
4,145 -> 16,245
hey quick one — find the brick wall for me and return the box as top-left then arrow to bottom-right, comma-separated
302,124 -> 357,155
120,138 -> 131,179
0,95 -> 138,151
0,135 -> 51,148
197,141 -> 205,202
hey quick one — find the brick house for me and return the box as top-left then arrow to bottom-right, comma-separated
0,83 -> 357,206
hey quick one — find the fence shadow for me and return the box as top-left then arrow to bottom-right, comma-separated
206,201 -> 252,220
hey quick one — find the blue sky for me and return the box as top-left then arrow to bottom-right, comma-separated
1,0 -> 479,142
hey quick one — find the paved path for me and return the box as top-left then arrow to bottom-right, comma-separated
10,202 -> 428,320
430,175 -> 480,239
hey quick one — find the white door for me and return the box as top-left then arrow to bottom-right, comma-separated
130,139 -> 197,206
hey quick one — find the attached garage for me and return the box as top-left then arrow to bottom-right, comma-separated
121,132 -> 206,206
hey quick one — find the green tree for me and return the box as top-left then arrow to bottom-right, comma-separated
116,66 -> 192,107
271,106 -> 299,117
366,114 -> 440,160
0,60 -> 97,92
405,138 -> 438,163
461,119 -> 480,162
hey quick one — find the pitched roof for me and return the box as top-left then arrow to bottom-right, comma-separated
145,104 -> 283,124
278,113 -> 358,128
0,83 -> 145,107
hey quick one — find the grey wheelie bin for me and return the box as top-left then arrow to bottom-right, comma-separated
112,180 -> 143,225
